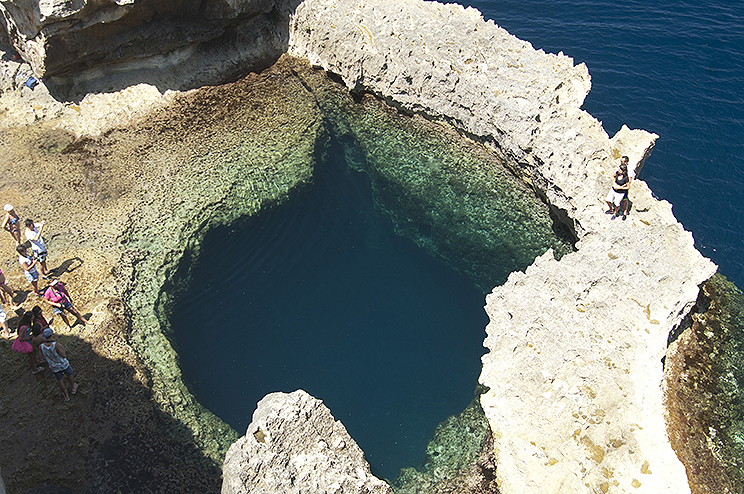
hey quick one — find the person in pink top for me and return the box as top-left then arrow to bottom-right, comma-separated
43,280 -> 89,328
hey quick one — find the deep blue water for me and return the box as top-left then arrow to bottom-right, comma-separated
170,144 -> 489,479
461,0 -> 744,288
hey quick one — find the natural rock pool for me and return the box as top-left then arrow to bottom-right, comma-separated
161,60 -> 573,480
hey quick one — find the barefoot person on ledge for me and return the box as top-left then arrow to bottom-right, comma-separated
43,280 -> 90,328
605,156 -> 632,220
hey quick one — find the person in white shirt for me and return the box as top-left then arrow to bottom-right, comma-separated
24,218 -> 49,277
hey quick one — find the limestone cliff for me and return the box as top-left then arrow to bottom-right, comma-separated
0,0 -> 298,98
222,390 -> 392,494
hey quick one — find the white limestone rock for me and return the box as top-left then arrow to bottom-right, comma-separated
222,390 -> 393,494
287,0 -> 659,237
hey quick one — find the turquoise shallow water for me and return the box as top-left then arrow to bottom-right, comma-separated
167,74 -> 571,479
165,0 -> 744,481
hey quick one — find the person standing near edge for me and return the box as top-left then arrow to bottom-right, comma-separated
2,204 -> 21,244
39,328 -> 78,401
605,156 -> 632,220
24,218 -> 50,278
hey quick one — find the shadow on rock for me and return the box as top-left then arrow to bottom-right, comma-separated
42,0 -> 305,103
50,258 -> 84,277
0,332 -> 222,493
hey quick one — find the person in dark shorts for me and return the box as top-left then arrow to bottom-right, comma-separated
39,328 -> 78,401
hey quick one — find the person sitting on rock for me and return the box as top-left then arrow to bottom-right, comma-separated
13,310 -> 42,373
605,156 -> 632,220
31,305 -> 53,330
43,279 -> 90,328
2,204 -> 21,245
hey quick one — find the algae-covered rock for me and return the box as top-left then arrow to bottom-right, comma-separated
290,67 -> 573,292
0,54 -> 325,493
393,387 -> 498,494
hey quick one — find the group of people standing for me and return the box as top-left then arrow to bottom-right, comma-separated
2,204 -> 87,401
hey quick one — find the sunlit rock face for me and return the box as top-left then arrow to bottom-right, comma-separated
0,0 -> 722,492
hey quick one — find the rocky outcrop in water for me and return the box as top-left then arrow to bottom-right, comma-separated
222,390 -> 392,494
288,1 -> 717,493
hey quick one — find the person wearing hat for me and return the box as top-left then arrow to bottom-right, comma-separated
43,279 -> 90,327
1,204 -> 21,244
40,327 -> 78,401
605,156 -> 632,220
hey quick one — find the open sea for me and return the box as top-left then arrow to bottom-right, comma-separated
462,0 -> 744,288
169,0 -> 744,483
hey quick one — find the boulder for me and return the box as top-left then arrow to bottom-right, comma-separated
222,390 -> 392,494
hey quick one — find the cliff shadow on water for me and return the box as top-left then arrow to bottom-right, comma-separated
160,61 -> 574,482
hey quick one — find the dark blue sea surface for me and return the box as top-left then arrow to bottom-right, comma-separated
461,0 -> 744,287
169,143 -> 489,480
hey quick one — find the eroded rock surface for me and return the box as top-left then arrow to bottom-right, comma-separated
222,390 -> 393,494
0,0 -> 298,98
0,0 -> 724,492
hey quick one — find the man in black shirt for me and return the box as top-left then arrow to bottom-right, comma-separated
605,156 -> 631,220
